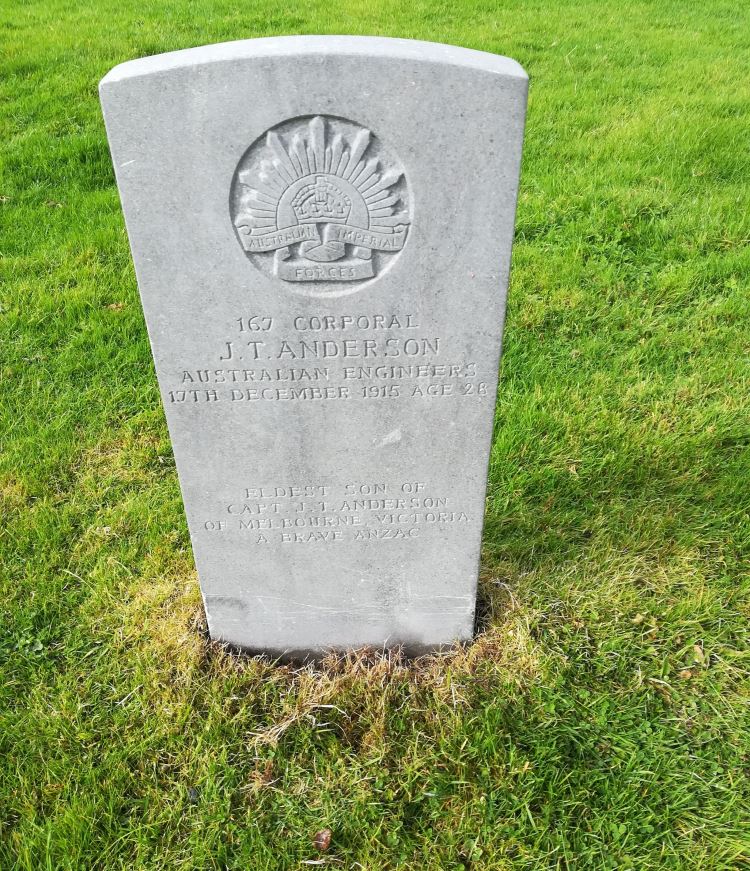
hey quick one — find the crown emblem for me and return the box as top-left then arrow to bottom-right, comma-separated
292,178 -> 351,224
231,115 -> 410,288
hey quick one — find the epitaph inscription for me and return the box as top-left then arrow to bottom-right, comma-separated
231,116 -> 410,291
100,36 -> 527,658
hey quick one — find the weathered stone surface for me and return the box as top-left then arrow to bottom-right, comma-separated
100,36 -> 527,658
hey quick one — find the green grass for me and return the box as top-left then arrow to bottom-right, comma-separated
2,0 -> 750,868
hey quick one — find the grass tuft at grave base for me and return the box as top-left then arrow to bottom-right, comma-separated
1,0 -> 749,868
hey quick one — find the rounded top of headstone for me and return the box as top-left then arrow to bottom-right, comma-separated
99,35 -> 528,89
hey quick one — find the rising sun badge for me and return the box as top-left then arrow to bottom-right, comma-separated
230,115 -> 411,288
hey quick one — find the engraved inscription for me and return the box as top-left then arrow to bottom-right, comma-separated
200,481 -> 470,545
230,116 -> 410,291
166,311 -> 490,404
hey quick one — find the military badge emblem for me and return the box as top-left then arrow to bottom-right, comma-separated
230,115 -> 410,290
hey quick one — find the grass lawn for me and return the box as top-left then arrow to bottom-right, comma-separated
2,0 -> 750,868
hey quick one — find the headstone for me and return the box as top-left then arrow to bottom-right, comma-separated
100,36 -> 527,658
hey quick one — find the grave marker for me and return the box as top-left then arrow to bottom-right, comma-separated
100,36 -> 527,658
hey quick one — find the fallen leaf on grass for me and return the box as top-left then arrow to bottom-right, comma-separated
646,677 -> 671,700
246,758 -> 275,791
312,828 -> 332,852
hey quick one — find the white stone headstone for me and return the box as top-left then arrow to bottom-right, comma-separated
100,36 -> 527,658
